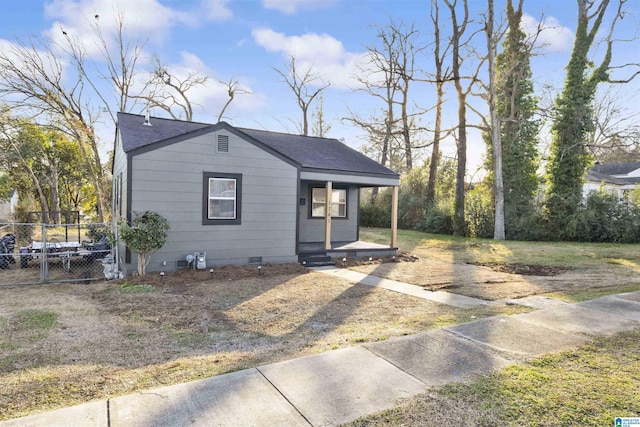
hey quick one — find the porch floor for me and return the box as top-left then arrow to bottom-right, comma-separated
299,241 -> 398,260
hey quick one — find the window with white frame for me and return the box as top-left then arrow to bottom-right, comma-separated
202,172 -> 242,225
311,187 -> 347,218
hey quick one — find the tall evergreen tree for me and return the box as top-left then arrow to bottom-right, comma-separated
545,0 -> 625,237
485,0 -> 539,239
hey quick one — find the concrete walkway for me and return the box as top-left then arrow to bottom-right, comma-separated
313,266 -> 492,308
2,289 -> 639,427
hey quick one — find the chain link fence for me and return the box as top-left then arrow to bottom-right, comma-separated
0,222 -> 119,286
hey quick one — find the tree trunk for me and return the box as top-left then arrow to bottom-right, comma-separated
426,0 -> 446,210
138,251 -> 146,276
401,92 -> 412,170
446,0 -> 469,236
302,105 -> 309,136
453,88 -> 467,237
50,164 -> 62,224
487,0 -> 505,240
426,83 -> 443,209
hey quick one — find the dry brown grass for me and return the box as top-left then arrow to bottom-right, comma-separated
0,264 -> 526,421
4,228 -> 640,421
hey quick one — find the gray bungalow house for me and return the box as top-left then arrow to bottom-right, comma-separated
113,112 -> 400,274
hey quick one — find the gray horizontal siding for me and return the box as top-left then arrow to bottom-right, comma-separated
298,181 -> 359,243
125,129 -> 298,272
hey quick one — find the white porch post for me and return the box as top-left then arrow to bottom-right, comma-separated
324,181 -> 332,250
391,185 -> 398,248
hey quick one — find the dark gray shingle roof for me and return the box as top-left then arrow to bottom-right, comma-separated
236,127 -> 397,176
118,112 -> 212,152
117,112 -> 398,177
585,170 -> 630,185
589,162 -> 640,176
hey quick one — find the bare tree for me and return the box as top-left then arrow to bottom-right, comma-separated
217,78 -> 251,123
273,54 -> 329,135
344,24 -> 401,202
587,86 -> 640,163
444,0 -> 481,236
311,94 -> 331,137
136,55 -> 209,122
83,11 -> 147,122
0,36 -> 108,220
0,11 -> 151,221
426,0 -> 454,209
391,21 -> 427,170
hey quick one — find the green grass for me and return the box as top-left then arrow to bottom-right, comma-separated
171,331 -> 210,348
360,227 -> 640,267
15,310 -> 58,330
346,331 -> 640,427
118,283 -> 156,294
543,283 -> 640,303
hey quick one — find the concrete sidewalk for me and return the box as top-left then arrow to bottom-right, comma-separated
3,290 -> 639,427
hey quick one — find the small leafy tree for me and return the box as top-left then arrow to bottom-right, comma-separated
118,211 -> 169,276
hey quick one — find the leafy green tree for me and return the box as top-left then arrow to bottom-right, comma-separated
421,157 -> 457,235
545,0 -> 628,237
465,183 -> 494,238
0,112 -> 88,222
484,0 -> 540,240
398,165 -> 430,229
118,211 -> 170,276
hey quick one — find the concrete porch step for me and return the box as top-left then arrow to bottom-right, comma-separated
298,254 -> 334,267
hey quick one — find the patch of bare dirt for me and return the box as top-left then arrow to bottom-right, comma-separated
333,252 -> 419,268
466,262 -> 572,276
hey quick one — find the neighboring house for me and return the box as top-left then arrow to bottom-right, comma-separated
0,190 -> 18,221
584,162 -> 640,200
113,112 -> 400,274
537,162 -> 640,202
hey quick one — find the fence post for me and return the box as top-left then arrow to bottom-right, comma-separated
40,223 -> 47,283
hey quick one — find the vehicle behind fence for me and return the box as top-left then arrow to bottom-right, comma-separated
0,222 -> 119,286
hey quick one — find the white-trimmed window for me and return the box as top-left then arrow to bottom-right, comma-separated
202,172 -> 242,225
311,187 -> 347,218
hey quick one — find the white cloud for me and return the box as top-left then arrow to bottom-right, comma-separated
522,14 -> 574,53
262,0 -> 338,15
252,27 -> 366,88
200,0 -> 233,22
42,0 -> 233,58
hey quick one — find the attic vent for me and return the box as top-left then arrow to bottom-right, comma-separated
217,135 -> 229,153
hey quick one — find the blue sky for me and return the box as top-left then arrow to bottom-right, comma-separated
1,0 -> 639,173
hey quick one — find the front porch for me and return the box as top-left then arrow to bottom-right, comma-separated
298,240 -> 398,266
